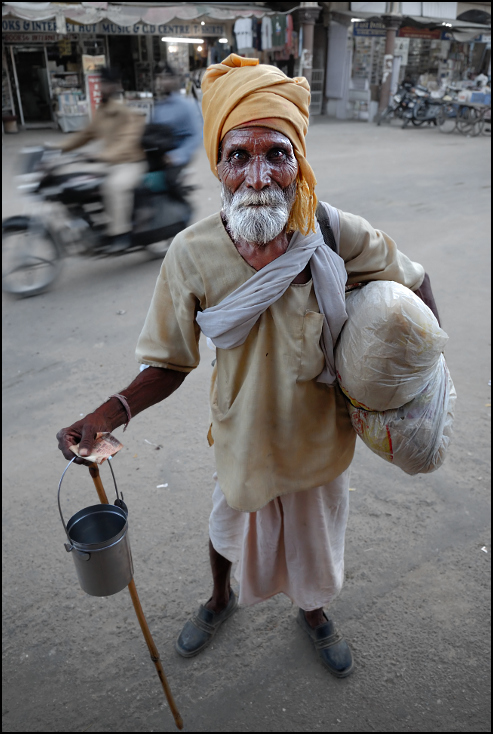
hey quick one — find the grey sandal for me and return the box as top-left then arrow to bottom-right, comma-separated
297,608 -> 354,678
175,589 -> 238,658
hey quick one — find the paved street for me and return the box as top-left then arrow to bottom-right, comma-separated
2,118 -> 491,733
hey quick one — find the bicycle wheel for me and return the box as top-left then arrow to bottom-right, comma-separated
2,217 -> 63,297
437,103 -> 457,133
481,108 -> 491,136
457,106 -> 483,137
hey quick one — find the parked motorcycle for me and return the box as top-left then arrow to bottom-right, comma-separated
376,81 -> 415,126
2,145 -> 194,297
401,84 -> 443,128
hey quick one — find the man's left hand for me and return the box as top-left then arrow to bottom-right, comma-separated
414,272 -> 440,326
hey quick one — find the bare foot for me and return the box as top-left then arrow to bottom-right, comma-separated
304,608 -> 326,628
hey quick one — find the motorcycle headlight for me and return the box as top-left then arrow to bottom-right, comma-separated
393,94 -> 402,103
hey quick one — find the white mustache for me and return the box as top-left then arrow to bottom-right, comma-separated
232,189 -> 289,208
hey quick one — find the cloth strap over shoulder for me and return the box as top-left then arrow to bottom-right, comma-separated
316,201 -> 339,254
196,202 -> 348,385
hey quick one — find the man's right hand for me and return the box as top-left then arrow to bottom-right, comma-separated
56,412 -> 111,466
56,367 -> 188,466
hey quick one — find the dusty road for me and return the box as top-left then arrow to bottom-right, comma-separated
2,118 -> 491,733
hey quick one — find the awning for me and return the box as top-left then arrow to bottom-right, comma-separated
331,8 -> 491,42
2,2 -> 273,26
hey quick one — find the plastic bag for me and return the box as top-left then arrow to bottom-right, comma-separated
335,281 -> 449,411
347,355 -> 456,475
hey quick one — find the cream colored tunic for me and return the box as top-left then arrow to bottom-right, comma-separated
135,207 -> 424,512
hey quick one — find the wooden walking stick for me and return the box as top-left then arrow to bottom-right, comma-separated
89,463 -> 184,731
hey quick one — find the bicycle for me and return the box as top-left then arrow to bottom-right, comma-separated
456,104 -> 490,137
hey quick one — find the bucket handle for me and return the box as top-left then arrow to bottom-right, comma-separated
58,456 -> 124,548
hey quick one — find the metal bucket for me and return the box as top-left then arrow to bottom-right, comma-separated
58,458 -> 134,597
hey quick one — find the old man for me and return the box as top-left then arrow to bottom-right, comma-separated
57,55 -> 438,678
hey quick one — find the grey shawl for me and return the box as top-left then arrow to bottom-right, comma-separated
196,205 -> 348,385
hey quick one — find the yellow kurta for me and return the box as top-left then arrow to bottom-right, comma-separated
135,207 -> 424,512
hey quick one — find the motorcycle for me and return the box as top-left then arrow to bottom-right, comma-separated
401,84 -> 443,128
376,81 -> 415,126
2,140 -> 194,297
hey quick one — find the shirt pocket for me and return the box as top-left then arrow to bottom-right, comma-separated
298,310 -> 326,382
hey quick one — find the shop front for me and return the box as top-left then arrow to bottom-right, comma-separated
2,0 -> 294,130
326,7 -> 491,121
2,16 -> 233,130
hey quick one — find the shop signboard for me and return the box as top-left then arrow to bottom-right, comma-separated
353,20 -> 386,37
2,32 -> 74,43
85,72 -> 102,118
58,37 -> 72,56
82,54 -> 106,73
2,18 -> 225,36
398,26 -> 442,39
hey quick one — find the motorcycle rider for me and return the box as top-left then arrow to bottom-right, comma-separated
54,66 -> 147,254
142,62 -> 202,193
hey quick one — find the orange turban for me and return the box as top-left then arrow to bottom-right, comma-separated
201,54 -> 317,235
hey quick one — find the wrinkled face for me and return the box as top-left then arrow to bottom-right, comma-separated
217,127 -> 298,245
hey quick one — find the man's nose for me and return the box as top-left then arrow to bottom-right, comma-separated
244,156 -> 271,190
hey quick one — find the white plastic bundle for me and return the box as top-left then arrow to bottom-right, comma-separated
347,356 -> 456,474
335,281 -> 449,412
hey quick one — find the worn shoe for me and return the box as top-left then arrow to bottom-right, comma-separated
175,589 -> 238,658
297,608 -> 354,678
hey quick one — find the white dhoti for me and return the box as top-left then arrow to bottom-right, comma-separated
209,470 -> 350,611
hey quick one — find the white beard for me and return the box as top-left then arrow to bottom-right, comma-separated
221,182 -> 296,246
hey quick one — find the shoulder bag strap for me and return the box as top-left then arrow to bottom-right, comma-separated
315,201 -> 338,254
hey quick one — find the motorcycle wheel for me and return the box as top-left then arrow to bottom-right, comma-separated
145,238 -> 173,260
411,119 -> 426,127
2,218 -> 63,297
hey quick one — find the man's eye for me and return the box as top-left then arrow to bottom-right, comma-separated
268,149 -> 287,160
230,151 -> 248,161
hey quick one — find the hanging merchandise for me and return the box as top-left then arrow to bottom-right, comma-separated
272,13 -> 287,48
253,18 -> 262,52
286,14 -> 293,48
261,16 -> 273,51
234,17 -> 254,51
